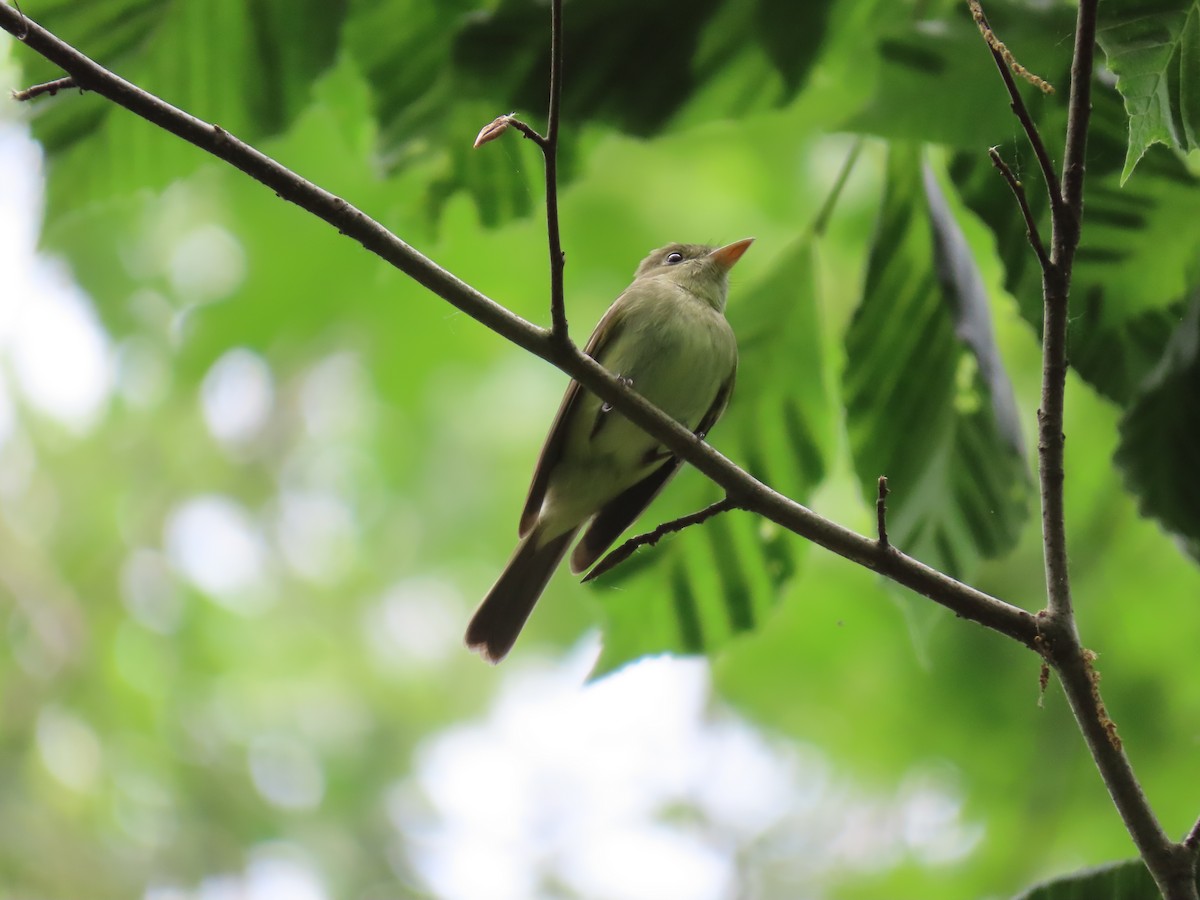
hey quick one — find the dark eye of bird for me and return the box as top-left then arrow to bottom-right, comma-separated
665,251 -> 684,264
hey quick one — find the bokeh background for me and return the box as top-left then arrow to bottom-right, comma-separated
2,1 -> 1199,898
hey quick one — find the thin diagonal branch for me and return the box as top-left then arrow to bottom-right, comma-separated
12,74 -> 75,100
0,2 -> 1044,654
969,0 -> 1063,221
584,497 -> 740,583
988,146 -> 1049,271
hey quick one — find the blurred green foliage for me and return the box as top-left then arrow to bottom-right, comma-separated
2,0 -> 1200,898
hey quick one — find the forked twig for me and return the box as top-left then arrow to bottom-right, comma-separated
584,497 -> 741,583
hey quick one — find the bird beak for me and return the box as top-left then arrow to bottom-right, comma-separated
709,237 -> 754,271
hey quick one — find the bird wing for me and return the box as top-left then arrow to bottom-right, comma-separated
518,299 -> 631,537
568,369 -> 736,574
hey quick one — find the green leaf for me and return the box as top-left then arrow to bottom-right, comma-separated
1096,0 -> 1200,181
453,0 -> 836,137
844,147 -> 1030,579
592,232 -> 834,673
1013,858 -> 1196,900
23,0 -> 347,221
1115,291 -> 1200,559
951,82 -> 1200,405
844,2 -> 1075,149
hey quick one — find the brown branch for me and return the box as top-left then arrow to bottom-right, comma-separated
1035,1 -> 1195,892
469,0 -> 567,340
969,0 -> 1063,221
544,0 -> 566,340
1049,636 -> 1197,898
584,497 -> 740,583
976,1 -> 1199,896
988,146 -> 1049,271
875,476 -> 890,549
12,74 -> 75,100
0,2 -> 1044,654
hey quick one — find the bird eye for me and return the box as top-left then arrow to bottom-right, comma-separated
665,251 -> 684,264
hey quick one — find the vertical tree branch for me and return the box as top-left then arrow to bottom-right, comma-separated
975,0 -> 1200,894
544,0 -> 567,340
1039,0 -> 1098,624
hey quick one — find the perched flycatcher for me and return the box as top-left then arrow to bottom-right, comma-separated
467,238 -> 753,661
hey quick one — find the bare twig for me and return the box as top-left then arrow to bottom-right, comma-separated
469,0 -> 567,340
875,476 -> 890,549
1035,0 -> 1094,626
0,2 -> 1044,653
969,0 -> 1063,221
988,146 -> 1049,271
544,0 -> 567,340
969,1 -> 1054,94
12,74 -> 75,100
584,497 -> 741,583
474,113 -> 547,148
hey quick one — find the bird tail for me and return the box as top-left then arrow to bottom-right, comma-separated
466,527 -> 576,663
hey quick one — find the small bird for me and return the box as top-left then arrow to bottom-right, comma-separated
466,239 -> 753,662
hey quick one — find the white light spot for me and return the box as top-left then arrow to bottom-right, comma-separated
201,348 -> 274,449
244,848 -> 329,900
0,427 -> 36,501
570,824 -> 733,900
0,123 -> 114,433
36,705 -> 103,792
900,766 -> 983,864
396,643 -> 984,899
300,353 -> 373,439
120,548 -> 186,634
7,263 -> 114,432
168,224 -> 246,302
116,336 -> 172,409
144,846 -> 330,900
363,577 -> 463,668
273,489 -> 357,583
114,771 -> 177,848
165,495 -> 274,615
0,371 -> 14,446
248,735 -> 325,811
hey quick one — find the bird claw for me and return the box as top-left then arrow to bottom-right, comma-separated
601,375 -> 634,413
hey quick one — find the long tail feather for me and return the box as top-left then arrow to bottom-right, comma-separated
466,528 -> 576,663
